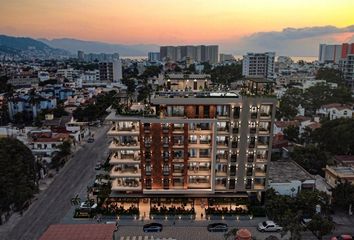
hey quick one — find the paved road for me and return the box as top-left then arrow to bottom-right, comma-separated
3,125 -> 110,240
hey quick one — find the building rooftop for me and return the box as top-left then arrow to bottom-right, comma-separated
327,166 -> 354,175
268,160 -> 314,183
39,224 -> 116,240
334,155 -> 354,167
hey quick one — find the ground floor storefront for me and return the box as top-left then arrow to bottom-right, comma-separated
100,192 -> 265,220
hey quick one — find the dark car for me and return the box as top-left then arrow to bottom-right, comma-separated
207,223 -> 228,232
95,163 -> 102,170
87,138 -> 94,143
143,223 -> 163,232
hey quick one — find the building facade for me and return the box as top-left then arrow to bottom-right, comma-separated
160,45 -> 219,64
242,52 -> 275,80
99,60 -> 122,82
106,94 -> 276,203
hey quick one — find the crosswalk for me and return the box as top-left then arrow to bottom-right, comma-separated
119,237 -> 176,240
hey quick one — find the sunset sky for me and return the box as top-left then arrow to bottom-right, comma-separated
0,0 -> 354,53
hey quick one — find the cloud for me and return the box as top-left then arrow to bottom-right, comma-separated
221,25 -> 354,56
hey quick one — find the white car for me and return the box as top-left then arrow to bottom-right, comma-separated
257,221 -> 283,232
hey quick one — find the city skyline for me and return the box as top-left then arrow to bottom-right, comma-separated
1,0 -> 354,55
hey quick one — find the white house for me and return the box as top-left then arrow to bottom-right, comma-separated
317,103 -> 353,120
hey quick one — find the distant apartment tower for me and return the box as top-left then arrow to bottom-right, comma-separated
160,45 -> 219,64
340,54 -> 354,91
99,59 -> 122,82
77,50 -> 85,61
148,52 -> 161,62
242,52 -> 275,80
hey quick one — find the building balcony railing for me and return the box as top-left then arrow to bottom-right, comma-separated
251,112 -> 258,119
255,171 -> 266,177
258,129 -> 270,135
188,182 -> 211,189
257,141 -> 269,148
260,112 -> 271,119
110,167 -> 141,177
110,155 -> 139,164
253,184 -> 265,190
111,178 -> 141,191
256,156 -> 267,162
188,170 -> 211,176
231,142 -> 238,148
250,128 -> 257,134
216,171 -> 228,177
108,126 -> 139,135
232,128 -> 239,134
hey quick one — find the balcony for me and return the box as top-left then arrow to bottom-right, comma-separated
216,171 -> 228,177
259,112 -> 271,119
256,155 -> 267,162
257,141 -> 269,148
216,154 -> 228,163
253,184 -> 265,190
110,140 -> 139,149
188,169 -> 211,176
258,128 -> 270,135
111,178 -> 141,191
217,126 -> 229,133
255,171 -> 266,177
188,180 -> 211,189
232,128 -> 239,134
231,142 -> 238,148
110,154 -> 139,164
110,165 -> 141,177
108,126 -> 139,136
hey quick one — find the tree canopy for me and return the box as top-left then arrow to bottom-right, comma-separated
312,118 -> 354,155
0,138 -> 37,212
210,64 -> 243,85
316,68 -> 344,85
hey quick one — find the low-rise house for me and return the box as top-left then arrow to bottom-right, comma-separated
29,130 -> 70,164
325,165 -> 354,188
317,103 -> 353,120
268,160 -> 316,196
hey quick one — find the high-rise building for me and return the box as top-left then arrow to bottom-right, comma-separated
160,45 -> 219,64
99,59 -> 122,82
319,44 -> 343,64
242,52 -> 275,80
340,54 -> 354,91
106,91 -> 276,208
148,52 -> 161,62
77,50 -> 85,61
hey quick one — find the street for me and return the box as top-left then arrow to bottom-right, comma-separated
2,124 -> 110,240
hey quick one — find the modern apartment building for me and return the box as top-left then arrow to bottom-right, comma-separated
160,45 -> 219,64
99,60 -> 122,82
340,54 -> 354,92
106,92 -> 276,202
242,52 -> 275,80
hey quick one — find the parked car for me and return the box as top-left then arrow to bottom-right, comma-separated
257,221 -> 282,232
207,223 -> 228,232
331,235 -> 353,240
143,223 -> 163,232
95,163 -> 102,170
87,138 -> 94,143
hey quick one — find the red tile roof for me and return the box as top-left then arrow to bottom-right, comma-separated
322,103 -> 353,111
275,121 -> 298,128
39,224 -> 116,240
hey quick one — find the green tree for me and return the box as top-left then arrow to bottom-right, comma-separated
302,84 -> 332,116
0,138 -> 38,211
290,145 -> 328,176
316,68 -> 343,84
210,64 -> 243,85
279,88 -> 303,119
312,118 -> 354,155
283,126 -> 299,142
307,214 -> 335,240
331,181 -> 354,211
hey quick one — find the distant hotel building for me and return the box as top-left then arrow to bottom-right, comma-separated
242,52 -> 275,80
160,45 -> 219,64
318,43 -> 354,64
106,88 -> 276,205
